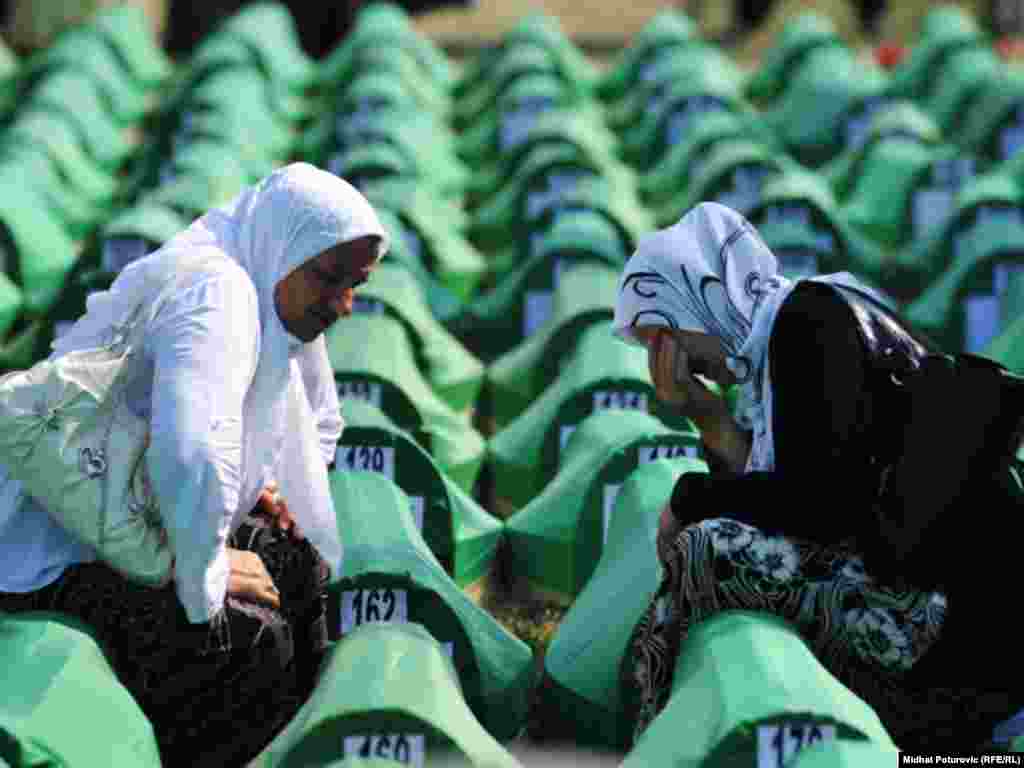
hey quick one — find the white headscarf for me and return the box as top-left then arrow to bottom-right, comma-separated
52,162 -> 389,556
613,202 -> 872,472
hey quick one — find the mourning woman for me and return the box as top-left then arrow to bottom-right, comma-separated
615,202 -> 1024,751
0,163 -> 389,766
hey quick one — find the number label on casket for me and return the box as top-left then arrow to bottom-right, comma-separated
756,723 -> 836,767
593,391 -> 648,411
602,484 -> 621,545
344,734 -> 425,765
336,380 -> 382,407
336,445 -> 395,477
341,588 -> 408,633
523,290 -> 554,336
639,444 -> 698,463
409,495 -> 424,530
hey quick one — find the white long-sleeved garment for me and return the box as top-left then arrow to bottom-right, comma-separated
0,261 -> 343,622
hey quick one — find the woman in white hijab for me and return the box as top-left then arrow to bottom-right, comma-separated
614,203 -> 1024,752
0,163 -> 389,767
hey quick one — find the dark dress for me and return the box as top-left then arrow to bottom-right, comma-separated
0,510 -> 330,768
625,281 -> 1024,751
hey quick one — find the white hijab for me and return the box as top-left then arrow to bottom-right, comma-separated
52,162 -> 389,566
613,202 -> 873,472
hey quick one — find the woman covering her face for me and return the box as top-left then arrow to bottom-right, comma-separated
0,163 -> 389,767
614,202 -> 1024,752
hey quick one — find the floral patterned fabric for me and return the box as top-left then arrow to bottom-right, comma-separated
619,517 -> 1016,751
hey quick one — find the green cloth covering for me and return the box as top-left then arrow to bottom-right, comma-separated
539,457 -> 700,749
455,44 -> 563,128
487,261 -> 621,428
0,611 -> 162,767
356,263 -> 483,413
765,45 -> 890,167
326,44 -> 450,119
887,5 -> 985,102
506,409 -> 703,602
85,4 -> 172,88
322,3 -> 452,90
160,139 -> 250,199
961,70 -> 1024,164
253,622 -> 524,767
597,10 -> 698,102
214,1 -> 316,90
747,169 -> 887,285
329,143 -> 459,202
890,158 -> 1024,299
361,176 -> 468,236
2,110 -> 119,206
0,270 -> 22,341
144,172 -> 244,220
982,312 -> 1024,373
24,33 -> 150,125
26,71 -> 133,171
0,153 -> 106,242
101,202 -> 190,249
337,399 -> 501,585
456,209 -> 629,361
371,208 -> 463,324
620,611 -> 896,767
321,471 -> 534,742
791,741 -> 901,766
176,111 -> 285,180
920,44 -> 1003,138
904,204 -> 1024,353
654,136 -> 793,227
0,189 -> 79,315
324,312 -> 485,493
745,13 -> 842,105
335,398 -> 502,587
489,319 -> 670,511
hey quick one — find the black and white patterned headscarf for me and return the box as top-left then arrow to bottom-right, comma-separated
613,202 -> 867,472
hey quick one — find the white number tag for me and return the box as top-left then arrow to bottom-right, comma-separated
336,380 -> 382,407
102,238 -> 149,273
409,495 -> 424,530
523,291 -> 554,336
344,734 -> 425,765
593,391 -> 648,411
341,588 -> 408,633
442,641 -> 454,660
602,484 -> 621,546
913,187 -> 955,241
756,723 -> 835,767
639,444 -> 698,463
560,425 -> 577,451
336,445 -> 395,478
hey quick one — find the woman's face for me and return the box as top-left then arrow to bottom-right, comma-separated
632,325 -> 736,390
274,235 -> 380,342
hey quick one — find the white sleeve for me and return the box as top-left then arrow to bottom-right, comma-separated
146,269 -> 259,624
296,336 -> 343,466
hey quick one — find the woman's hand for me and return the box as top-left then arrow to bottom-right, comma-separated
254,482 -> 303,540
226,548 -> 281,609
648,330 -> 751,473
656,502 -> 682,565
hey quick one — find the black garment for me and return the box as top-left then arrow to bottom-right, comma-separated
0,513 -> 329,768
670,281 -> 1024,696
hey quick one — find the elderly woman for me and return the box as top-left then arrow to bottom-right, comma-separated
0,164 -> 388,767
615,202 -> 1024,752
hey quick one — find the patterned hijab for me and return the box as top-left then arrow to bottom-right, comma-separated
613,202 -> 868,472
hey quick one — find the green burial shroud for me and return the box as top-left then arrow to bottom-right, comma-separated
655,137 -> 793,227
506,409 -> 703,603
253,623 -> 524,767
983,312 -> 1024,373
961,70 -> 1024,165
904,207 -> 1024,353
324,472 -> 535,742
0,153 -> 106,243
890,161 -> 1024,300
360,176 -> 469,236
371,209 -> 463,325
791,741 -> 901,766
214,1 -> 317,91
327,44 -> 449,120
0,612 -> 162,767
357,263 -> 483,413
918,44 -> 1003,139
538,457 -> 703,750
85,4 -> 173,89
489,320 -> 676,511
0,191 -> 79,316
886,5 -> 983,102
335,398 -> 502,587
620,611 -> 896,767
454,45 -> 565,130
597,10 -> 697,101
0,272 -> 22,342
745,12 -> 842,105
324,312 -> 485,493
457,210 -> 628,361
487,261 -> 620,428
746,169 -> 887,285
